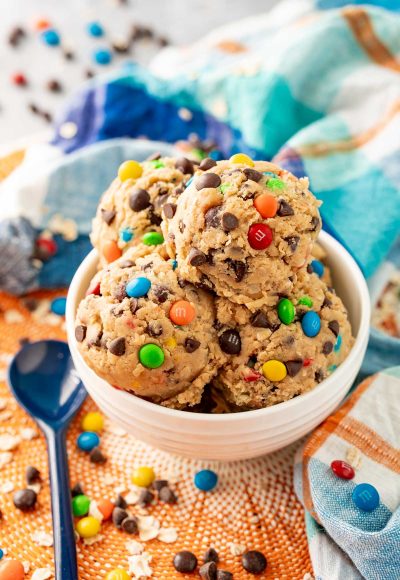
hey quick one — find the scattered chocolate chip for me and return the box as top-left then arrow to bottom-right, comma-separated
285,235 -> 300,252
175,157 -> 194,175
146,323 -> 163,337
219,329 -> 241,355
129,189 -> 150,212
63,48 -> 75,60
222,212 -> 239,231
26,466 -> 41,485
184,337 -> 200,353
251,311 -> 270,328
8,26 -> 25,47
179,220 -> 185,233
204,206 -> 221,228
138,489 -> 154,506
285,360 -> 303,377
163,203 -> 177,219
322,341 -> 333,355
130,298 -> 138,314
153,285 -> 169,303
188,247 -> 207,267
112,506 -> 129,528
19,337 -> 30,347
242,550 -> 267,574
101,208 -> 116,225
42,111 -> 53,123
173,551 -> 198,573
46,79 -> 62,92
152,479 -> 169,491
122,516 -> 139,534
115,494 -> 127,509
199,157 -> 217,170
71,483 -> 85,497
203,548 -> 219,564
13,489 -> 37,511
200,561 -> 217,580
75,325 -> 87,342
310,216 -> 320,231
315,369 -> 325,383
226,259 -> 247,282
112,284 -> 127,302
108,337 -> 126,356
28,102 -> 39,115
195,173 -> 221,190
328,320 -> 339,337
120,260 -> 134,269
85,68 -> 95,78
159,486 -> 177,504
217,571 -> 233,580
277,199 -> 294,217
89,447 -> 107,464
322,296 -> 333,309
243,167 -> 262,182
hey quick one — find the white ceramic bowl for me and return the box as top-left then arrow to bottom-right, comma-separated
66,231 -> 370,461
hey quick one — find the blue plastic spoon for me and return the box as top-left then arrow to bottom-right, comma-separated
8,340 -> 87,580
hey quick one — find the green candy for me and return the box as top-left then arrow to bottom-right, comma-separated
151,159 -> 165,169
267,177 -> 285,191
298,296 -> 313,307
72,494 -> 91,517
219,183 -> 231,195
142,232 -> 164,246
278,298 -> 295,325
139,344 -> 165,369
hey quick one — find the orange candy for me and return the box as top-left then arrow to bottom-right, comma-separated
169,300 -> 196,325
103,240 -> 122,263
254,193 -> 278,218
0,559 -> 25,580
34,19 -> 51,30
97,498 -> 114,520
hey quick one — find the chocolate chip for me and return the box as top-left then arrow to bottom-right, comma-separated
322,341 -> 333,355
315,369 -> 325,383
129,189 -> 150,212
153,285 -> 169,303
199,157 -> 217,170
163,203 -> 177,219
188,247 -> 207,267
122,516 -> 139,534
63,49 -> 75,60
130,298 -> 138,314
173,551 -> 198,573
227,259 -> 246,282
242,550 -> 267,574
219,329 -> 241,354
108,337 -> 126,356
200,562 -> 217,580
204,206 -> 221,228
285,360 -> 303,377
179,220 -> 185,233
159,486 -> 177,504
101,208 -> 116,225
89,447 -> 107,464
25,466 -> 41,485
251,311 -> 270,328
112,507 -> 129,528
328,320 -> 339,337
310,216 -> 320,231
203,548 -> 219,564
195,173 -> 221,190
146,323 -> 163,337
138,489 -> 154,506
149,208 -> 162,226
112,284 -> 127,301
175,157 -> 194,175
277,199 -> 294,217
75,325 -> 86,342
141,261 -> 153,272
243,167 -> 262,182
46,79 -> 62,92
13,489 -> 37,511
285,235 -> 300,252
322,296 -> 333,308
115,494 -> 127,509
222,212 -> 239,231
120,260 -> 134,269
89,330 -> 103,348
217,572 -> 233,580
184,337 -> 200,353
71,483 -> 85,497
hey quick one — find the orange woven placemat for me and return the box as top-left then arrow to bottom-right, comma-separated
0,155 -> 312,580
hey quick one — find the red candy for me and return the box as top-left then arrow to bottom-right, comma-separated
303,358 -> 313,367
12,72 -> 28,86
86,279 -> 101,296
36,237 -> 57,256
244,370 -> 262,382
248,223 -> 273,250
331,460 -> 355,480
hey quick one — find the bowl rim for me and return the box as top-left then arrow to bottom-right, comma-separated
66,231 -> 371,423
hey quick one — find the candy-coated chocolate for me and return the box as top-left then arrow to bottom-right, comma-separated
331,460 -> 355,480
93,48 -> 112,65
142,232 -> 164,246
169,300 -> 196,325
248,223 -> 273,250
139,344 -> 164,369
34,19 -> 51,30
253,193 -> 278,218
41,29 -> 60,46
118,160 -> 142,181
278,298 -> 295,325
76,516 -> 101,538
77,431 -> 100,452
0,559 -> 25,580
334,334 -> 342,352
87,21 -> 104,37
72,494 -> 91,517
301,311 -> 321,337
131,466 -> 155,487
298,296 -> 313,307
103,240 -> 122,263
50,297 -> 67,316
171,259 -> 178,270
262,360 -> 287,382
310,259 -> 324,278
0,550 -> 2,560
126,277 -> 151,298
229,153 -> 254,166
105,570 -> 131,580
81,412 -> 104,432
352,483 -> 380,512
120,228 -> 133,242
267,177 -> 284,191
194,469 -> 218,491
97,498 -> 114,520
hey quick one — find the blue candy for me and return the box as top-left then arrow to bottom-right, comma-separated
41,29 -> 60,46
352,483 -> 380,512
87,21 -> 104,37
126,277 -> 151,298
120,227 -> 134,242
93,48 -> 112,65
310,259 -> 324,278
77,431 -> 100,452
301,311 -> 321,337
0,548 -> 3,560
51,297 -> 67,316
334,334 -> 342,352
194,469 -> 218,492
185,176 -> 194,188
171,259 -> 178,270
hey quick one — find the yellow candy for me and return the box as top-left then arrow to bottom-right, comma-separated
76,516 -> 101,539
229,153 -> 254,167
105,570 -> 131,580
165,337 -> 177,350
262,360 -> 287,382
118,160 -> 143,181
81,412 -> 104,433
131,466 -> 155,488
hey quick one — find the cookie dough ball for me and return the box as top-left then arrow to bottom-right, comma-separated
91,156 -> 196,267
75,249 -> 224,408
164,156 -> 321,310
213,270 -> 353,409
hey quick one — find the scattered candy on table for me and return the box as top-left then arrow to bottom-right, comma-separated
76,516 -> 101,538
105,570 -> 131,580
331,460 -> 355,480
173,550 -> 198,573
11,72 -> 28,87
242,550 -> 268,574
87,22 -> 105,37
352,483 -> 380,512
97,499 -> 114,520
93,47 -> 112,65
81,411 -> 104,432
0,559 -> 25,580
41,28 -> 60,46
131,466 -> 155,488
72,494 -> 91,517
77,431 -> 100,452
194,469 -> 218,492
50,296 -> 67,316
102,240 -> 122,263
301,311 -> 321,337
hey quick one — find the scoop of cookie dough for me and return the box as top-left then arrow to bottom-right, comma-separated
164,156 -> 321,311
213,269 -> 353,409
75,248 -> 224,408
91,156 -> 196,267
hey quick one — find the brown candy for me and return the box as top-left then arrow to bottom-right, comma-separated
203,548 -> 219,564
219,329 -> 241,355
26,466 -> 41,485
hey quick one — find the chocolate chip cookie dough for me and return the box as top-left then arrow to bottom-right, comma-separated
164,155 -> 321,310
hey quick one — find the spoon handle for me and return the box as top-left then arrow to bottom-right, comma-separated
46,428 -> 78,580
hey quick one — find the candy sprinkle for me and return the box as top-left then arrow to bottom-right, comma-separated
72,494 -> 91,517
120,228 -> 134,242
229,153 -> 254,166
118,160 -> 142,181
139,344 -> 164,369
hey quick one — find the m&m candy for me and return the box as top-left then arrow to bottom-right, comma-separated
298,296 -> 313,307
142,232 -> 164,246
50,297 -> 66,316
0,559 -> 25,580
105,570 -> 131,580
194,469 -> 218,492
11,72 -> 28,86
81,412 -> 104,433
76,516 -> 101,538
72,494 -> 91,517
120,228 -> 133,242
97,499 -> 114,520
93,48 -> 112,65
278,298 -> 295,325
229,153 -> 254,166
169,300 -> 196,325
103,240 -> 122,263
267,177 -> 284,191
331,460 -> 355,480
87,21 -> 104,37
131,466 -> 155,487
171,259 -> 178,270
41,29 -> 60,46
352,483 -> 380,512
301,311 -> 321,337
126,277 -> 151,298
118,160 -> 142,181
77,432 -> 100,452
262,360 -> 287,382
139,344 -> 164,369
334,335 -> 342,352
310,259 -> 324,278
253,193 -> 278,218
248,223 -> 273,250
